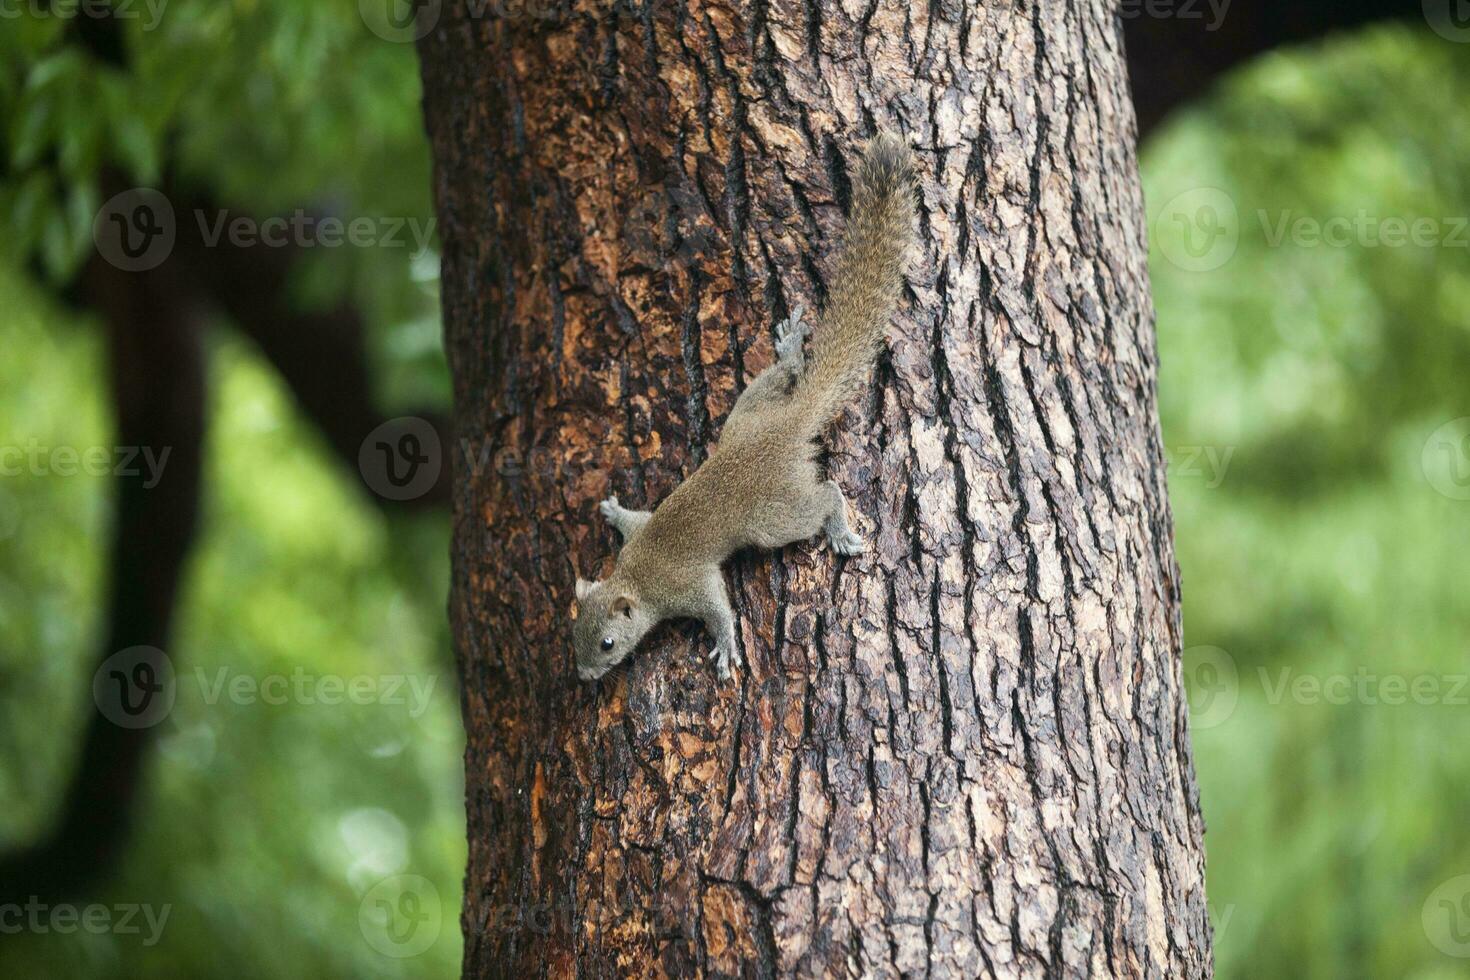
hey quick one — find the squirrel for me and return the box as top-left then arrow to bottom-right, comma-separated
573,132 -> 917,681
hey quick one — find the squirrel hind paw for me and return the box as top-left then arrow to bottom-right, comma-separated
828,529 -> 868,556
774,308 -> 812,362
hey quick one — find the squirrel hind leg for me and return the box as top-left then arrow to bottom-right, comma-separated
818,480 -> 867,556
722,365 -> 800,446
744,477 -> 863,555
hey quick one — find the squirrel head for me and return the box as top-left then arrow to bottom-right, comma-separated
572,576 -> 652,680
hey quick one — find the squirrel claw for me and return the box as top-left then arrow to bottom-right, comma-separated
711,643 -> 739,680
774,305 -> 812,361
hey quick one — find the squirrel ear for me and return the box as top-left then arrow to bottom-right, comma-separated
575,577 -> 596,601
610,595 -> 633,618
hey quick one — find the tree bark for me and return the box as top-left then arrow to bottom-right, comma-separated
420,0 -> 1209,975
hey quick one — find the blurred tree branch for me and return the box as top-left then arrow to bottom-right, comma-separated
1,242 -> 205,903
0,5 -> 446,908
1125,0 -> 1424,136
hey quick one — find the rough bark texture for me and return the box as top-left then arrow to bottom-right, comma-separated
419,0 -> 1209,975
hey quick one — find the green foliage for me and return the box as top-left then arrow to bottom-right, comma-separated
0,0 -> 439,400
0,4 -> 456,977
1146,23 -> 1470,979
0,264 -> 462,978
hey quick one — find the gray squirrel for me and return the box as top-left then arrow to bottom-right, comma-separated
573,132 -> 917,681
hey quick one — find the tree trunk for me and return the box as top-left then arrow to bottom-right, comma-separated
419,0 -> 1209,975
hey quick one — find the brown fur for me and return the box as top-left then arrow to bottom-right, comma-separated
574,133 -> 917,680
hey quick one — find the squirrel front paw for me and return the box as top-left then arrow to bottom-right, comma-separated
710,639 -> 740,681
599,495 -> 621,520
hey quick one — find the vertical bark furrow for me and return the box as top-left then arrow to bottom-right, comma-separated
419,0 -> 1210,974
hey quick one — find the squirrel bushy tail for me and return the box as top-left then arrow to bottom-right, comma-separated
794,132 -> 916,433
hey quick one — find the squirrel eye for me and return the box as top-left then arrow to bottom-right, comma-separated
600,637 -> 615,652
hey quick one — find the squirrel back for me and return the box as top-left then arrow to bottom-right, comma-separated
792,132 -> 917,433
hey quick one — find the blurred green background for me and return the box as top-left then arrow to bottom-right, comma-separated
1,5 -> 1468,978
0,4 -> 464,978
1146,23 -> 1470,980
